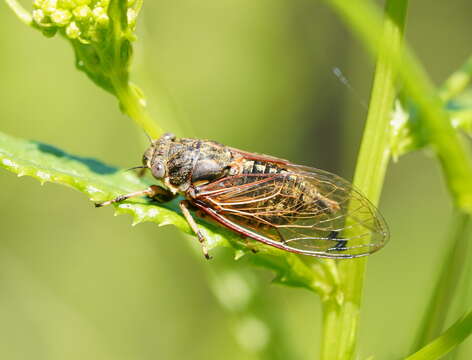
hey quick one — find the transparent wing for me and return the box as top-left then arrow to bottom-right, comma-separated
195,168 -> 389,258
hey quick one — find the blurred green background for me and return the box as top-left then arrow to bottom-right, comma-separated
0,1 -> 471,359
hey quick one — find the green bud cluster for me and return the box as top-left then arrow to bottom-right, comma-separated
25,0 -> 144,96
6,0 -> 155,133
31,0 -> 140,42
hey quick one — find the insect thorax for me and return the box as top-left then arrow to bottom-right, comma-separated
163,139 -> 234,190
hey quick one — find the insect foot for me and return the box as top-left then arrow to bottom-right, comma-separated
95,194 -> 126,207
94,186 -> 165,208
179,200 -> 213,260
197,231 -> 213,260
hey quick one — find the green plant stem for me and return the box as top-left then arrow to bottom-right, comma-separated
412,212 -> 471,352
5,0 -> 32,25
450,221 -> 472,360
449,109 -> 472,135
323,0 -> 472,214
321,0 -> 472,357
113,80 -> 163,139
440,55 -> 472,102
405,310 -> 472,360
320,1 -> 408,359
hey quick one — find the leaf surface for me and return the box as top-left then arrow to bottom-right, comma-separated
0,131 -> 328,294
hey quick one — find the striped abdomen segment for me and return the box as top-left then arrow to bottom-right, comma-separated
233,160 -> 340,225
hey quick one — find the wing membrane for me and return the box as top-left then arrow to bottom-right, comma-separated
195,168 -> 389,258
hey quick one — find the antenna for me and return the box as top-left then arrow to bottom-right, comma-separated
332,67 -> 368,110
144,131 -> 153,143
126,166 -> 147,172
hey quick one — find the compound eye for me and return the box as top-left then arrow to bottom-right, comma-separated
142,155 -> 148,165
151,162 -> 165,179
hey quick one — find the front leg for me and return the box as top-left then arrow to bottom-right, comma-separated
179,200 -> 211,260
95,185 -> 175,207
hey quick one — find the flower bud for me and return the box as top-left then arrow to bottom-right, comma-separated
73,5 -> 91,21
42,0 -> 58,15
66,21 -> 80,39
127,8 -> 137,27
32,9 -> 47,25
92,6 -> 109,27
50,9 -> 72,26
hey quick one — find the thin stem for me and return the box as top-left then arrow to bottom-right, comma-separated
412,213 -> 471,351
405,310 -> 472,360
450,221 -> 472,359
5,0 -> 32,25
320,0 -> 408,359
449,109 -> 472,135
113,81 -> 163,139
440,55 -> 472,102
323,0 -> 472,214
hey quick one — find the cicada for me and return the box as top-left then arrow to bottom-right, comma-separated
96,133 -> 389,259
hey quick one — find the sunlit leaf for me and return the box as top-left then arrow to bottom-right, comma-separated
0,131 -> 330,295
405,310 -> 472,360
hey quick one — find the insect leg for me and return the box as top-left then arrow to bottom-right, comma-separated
243,239 -> 259,253
179,200 -> 211,260
275,227 -> 287,244
95,185 -> 170,207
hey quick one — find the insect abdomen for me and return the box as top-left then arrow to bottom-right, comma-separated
236,160 -> 336,225
241,160 -> 282,175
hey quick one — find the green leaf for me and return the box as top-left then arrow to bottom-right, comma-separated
405,310 -> 472,360
0,131 -> 192,234
0,131 -> 331,295
411,213 -> 471,351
